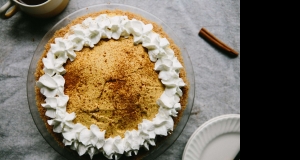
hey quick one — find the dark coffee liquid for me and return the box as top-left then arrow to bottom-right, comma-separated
18,0 -> 48,5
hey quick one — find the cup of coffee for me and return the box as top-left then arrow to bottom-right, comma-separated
0,0 -> 69,19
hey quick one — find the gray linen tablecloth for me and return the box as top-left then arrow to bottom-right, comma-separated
0,0 -> 240,160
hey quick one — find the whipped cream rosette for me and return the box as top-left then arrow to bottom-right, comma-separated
36,14 -> 185,160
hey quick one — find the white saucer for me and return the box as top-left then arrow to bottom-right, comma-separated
182,114 -> 240,160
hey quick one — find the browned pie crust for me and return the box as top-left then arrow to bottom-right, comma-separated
35,9 -> 189,160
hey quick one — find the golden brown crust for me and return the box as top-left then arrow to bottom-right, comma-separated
35,9 -> 189,159
64,36 -> 164,138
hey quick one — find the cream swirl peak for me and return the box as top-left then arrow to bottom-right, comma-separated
36,14 -> 185,160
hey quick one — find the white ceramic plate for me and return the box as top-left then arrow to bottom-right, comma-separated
182,114 -> 240,160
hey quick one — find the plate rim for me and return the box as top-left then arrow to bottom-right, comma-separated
182,114 -> 240,160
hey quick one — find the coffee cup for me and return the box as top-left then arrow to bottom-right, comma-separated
0,0 -> 69,19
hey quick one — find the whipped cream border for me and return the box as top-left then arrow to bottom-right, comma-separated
36,14 -> 185,160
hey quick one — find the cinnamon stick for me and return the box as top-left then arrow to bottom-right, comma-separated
199,28 -> 239,56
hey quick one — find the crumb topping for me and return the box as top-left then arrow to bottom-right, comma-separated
64,36 -> 164,138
